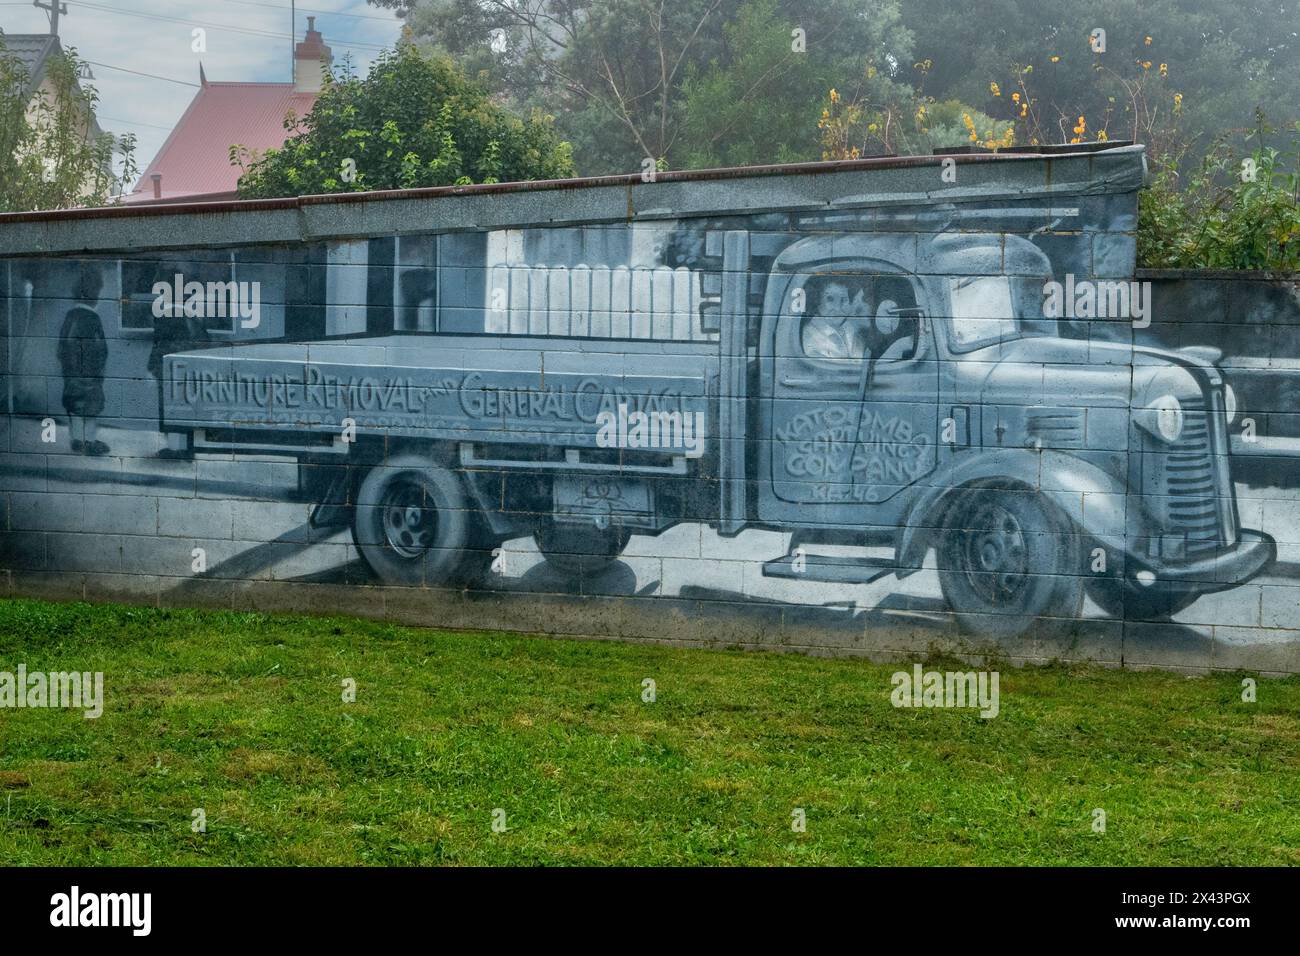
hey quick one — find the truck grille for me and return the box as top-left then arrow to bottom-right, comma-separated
1142,392 -> 1238,559
1163,401 -> 1220,555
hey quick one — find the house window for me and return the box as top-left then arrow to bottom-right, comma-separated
118,253 -> 240,336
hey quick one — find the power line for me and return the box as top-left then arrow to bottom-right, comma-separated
83,60 -> 199,87
69,0 -> 391,52
13,4 -> 399,95
216,0 -> 400,25
98,114 -> 176,130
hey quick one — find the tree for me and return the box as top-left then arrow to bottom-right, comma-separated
680,0 -> 920,167
897,0 -> 1300,161
0,40 -> 136,212
233,43 -> 575,198
392,0 -> 915,174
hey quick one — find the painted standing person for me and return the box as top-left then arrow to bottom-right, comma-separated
57,263 -> 110,456
148,261 -> 212,459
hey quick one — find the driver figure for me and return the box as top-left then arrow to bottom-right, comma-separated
801,281 -> 871,359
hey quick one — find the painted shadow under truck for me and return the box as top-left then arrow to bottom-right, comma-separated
160,236 -> 1274,638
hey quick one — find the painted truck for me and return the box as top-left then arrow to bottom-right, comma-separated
158,143 -> 1275,636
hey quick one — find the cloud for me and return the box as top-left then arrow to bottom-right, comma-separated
2,0 -> 401,185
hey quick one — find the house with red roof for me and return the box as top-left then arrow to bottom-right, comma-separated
125,18 -> 333,204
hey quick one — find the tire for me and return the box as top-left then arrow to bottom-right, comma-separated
352,454 -> 470,587
1085,577 -> 1198,621
937,488 -> 1082,637
534,521 -> 630,578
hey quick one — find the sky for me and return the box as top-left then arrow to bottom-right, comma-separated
0,0 -> 404,188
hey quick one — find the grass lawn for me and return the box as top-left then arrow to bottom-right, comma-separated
0,597 -> 1297,866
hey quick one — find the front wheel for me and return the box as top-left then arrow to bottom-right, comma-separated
534,521 -> 630,578
937,488 -> 1082,637
352,454 -> 470,586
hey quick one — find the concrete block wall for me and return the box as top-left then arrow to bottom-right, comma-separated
0,152 -> 1296,673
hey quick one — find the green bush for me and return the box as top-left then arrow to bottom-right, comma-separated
1138,121 -> 1300,271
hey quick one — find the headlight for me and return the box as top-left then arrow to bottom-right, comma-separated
1224,383 -> 1237,424
1152,395 -> 1184,442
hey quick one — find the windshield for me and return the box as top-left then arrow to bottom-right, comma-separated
947,276 -> 1048,351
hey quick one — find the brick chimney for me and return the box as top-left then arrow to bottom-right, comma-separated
293,16 -> 332,94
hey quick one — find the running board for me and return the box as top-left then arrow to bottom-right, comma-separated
761,553 -> 897,585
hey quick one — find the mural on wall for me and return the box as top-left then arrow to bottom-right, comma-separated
1,147 -> 1298,666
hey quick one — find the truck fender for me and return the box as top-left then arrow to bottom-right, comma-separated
896,449 -> 1129,571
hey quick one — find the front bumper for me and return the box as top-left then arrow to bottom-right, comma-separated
1130,529 -> 1276,593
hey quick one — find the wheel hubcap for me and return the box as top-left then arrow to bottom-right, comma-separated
381,477 -> 437,559
964,503 -> 1028,603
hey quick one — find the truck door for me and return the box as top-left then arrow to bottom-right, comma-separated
769,266 -> 939,511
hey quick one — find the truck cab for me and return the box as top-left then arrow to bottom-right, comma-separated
753,228 -> 1273,632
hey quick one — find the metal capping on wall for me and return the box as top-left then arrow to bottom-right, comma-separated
0,145 -> 1147,257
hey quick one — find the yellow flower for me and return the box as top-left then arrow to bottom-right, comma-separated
1097,129 -> 1108,141
1012,91 -> 1021,103
1159,63 -> 1168,77
990,81 -> 1001,96
1173,92 -> 1184,111
829,88 -> 840,104
1141,60 -> 1152,70
1020,104 -> 1028,117
1144,36 -> 1153,46
1050,55 -> 1061,63
962,112 -> 975,129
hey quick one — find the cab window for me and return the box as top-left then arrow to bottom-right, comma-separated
796,273 -> 922,363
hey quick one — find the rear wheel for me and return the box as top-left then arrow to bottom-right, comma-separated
352,454 -> 470,586
937,488 -> 1082,637
534,521 -> 630,578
